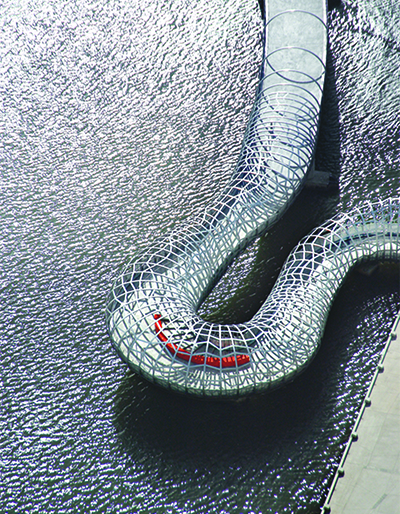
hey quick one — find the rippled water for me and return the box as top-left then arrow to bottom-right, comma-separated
1,0 -> 399,512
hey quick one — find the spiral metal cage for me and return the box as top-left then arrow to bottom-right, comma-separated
105,2 -> 399,398
106,195 -> 400,397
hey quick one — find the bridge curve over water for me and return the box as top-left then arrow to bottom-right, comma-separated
106,1 -> 400,398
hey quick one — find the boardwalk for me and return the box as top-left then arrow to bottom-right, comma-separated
323,311 -> 400,513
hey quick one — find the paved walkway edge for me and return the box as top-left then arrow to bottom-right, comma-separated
321,309 -> 400,513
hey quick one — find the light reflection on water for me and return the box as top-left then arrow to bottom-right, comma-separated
0,0 -> 399,512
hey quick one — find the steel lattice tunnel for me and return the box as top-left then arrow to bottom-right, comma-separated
105,3 -> 400,397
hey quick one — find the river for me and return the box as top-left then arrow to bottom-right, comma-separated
0,0 -> 399,512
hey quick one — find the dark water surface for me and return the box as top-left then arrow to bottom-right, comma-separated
1,0 -> 399,512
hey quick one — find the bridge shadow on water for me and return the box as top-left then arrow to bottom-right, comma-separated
112,267 -> 399,463
112,263 -> 399,514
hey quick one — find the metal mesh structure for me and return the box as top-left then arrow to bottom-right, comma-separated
106,3 -> 399,397
106,195 -> 400,397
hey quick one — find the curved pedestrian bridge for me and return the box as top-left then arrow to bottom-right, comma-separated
106,0 -> 400,398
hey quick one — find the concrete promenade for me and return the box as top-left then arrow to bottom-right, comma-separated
323,311 -> 400,513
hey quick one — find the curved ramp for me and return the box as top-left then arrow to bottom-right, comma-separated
105,1 -> 362,398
